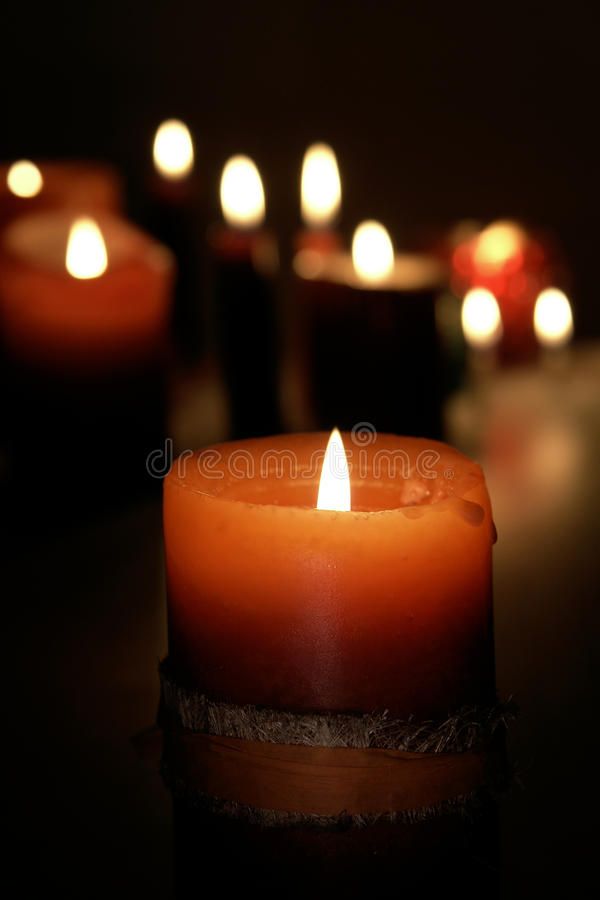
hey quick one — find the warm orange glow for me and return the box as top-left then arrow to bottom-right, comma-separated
461,287 -> 503,349
153,119 -> 194,180
534,288 -> 574,348
65,217 -> 108,280
220,155 -> 265,229
473,220 -> 526,271
352,220 -> 394,283
293,248 -> 326,280
301,143 -> 341,228
7,160 -> 43,198
317,428 -> 351,511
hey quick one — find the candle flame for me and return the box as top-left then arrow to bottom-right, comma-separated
534,287 -> 574,348
473,220 -> 526,271
7,160 -> 43,198
301,143 -> 341,228
317,428 -> 351,512
153,119 -> 194,180
220,155 -> 265,229
65,217 -> 108,280
352,220 -> 394,283
461,287 -> 503,349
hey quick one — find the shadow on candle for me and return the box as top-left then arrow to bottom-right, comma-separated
172,798 -> 501,898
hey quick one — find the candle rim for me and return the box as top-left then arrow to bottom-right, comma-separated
293,249 -> 446,292
164,433 -> 490,518
1,209 -> 174,277
165,478 -> 486,521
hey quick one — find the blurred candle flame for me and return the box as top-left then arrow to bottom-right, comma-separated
534,287 -> 574,348
65,217 -> 108,280
301,143 -> 341,228
317,428 -> 351,511
473,220 -> 526,271
220,155 -> 265,229
352,220 -> 394,283
153,119 -> 194,180
7,160 -> 43,198
461,287 -> 503,349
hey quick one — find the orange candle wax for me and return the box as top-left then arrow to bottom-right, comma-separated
0,210 -> 173,373
165,432 -> 495,720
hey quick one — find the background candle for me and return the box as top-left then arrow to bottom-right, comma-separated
287,144 -> 344,428
297,221 -> 447,438
452,220 -> 551,363
145,119 -> 204,361
533,286 -> 574,374
165,432 -> 495,720
461,286 -> 504,382
296,142 -> 343,254
0,159 -> 122,231
0,210 -> 173,370
0,209 -> 174,513
533,287 -> 574,351
209,154 -> 280,439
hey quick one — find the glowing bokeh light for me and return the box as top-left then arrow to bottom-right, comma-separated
65,217 -> 108,280
351,220 -> 394,283
7,160 -> 43,198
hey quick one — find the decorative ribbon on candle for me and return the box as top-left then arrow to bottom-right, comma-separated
153,660 -> 512,826
163,728 -> 503,818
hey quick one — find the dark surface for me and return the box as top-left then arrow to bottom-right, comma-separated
1,358 -> 166,523
2,348 -> 598,897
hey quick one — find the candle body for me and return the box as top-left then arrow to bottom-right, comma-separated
165,433 -> 495,720
209,226 -> 281,439
0,210 -> 173,512
296,252 -> 446,438
145,173 -> 204,362
0,211 -> 172,371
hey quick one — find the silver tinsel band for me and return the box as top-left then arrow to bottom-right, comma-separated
158,660 -> 512,827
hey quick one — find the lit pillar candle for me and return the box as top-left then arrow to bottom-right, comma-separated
0,210 -> 173,371
0,210 -> 173,509
0,159 -> 122,231
297,220 -> 447,437
147,119 -> 203,360
165,430 -> 495,720
209,155 -> 280,439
